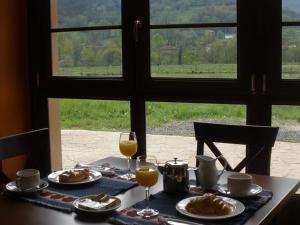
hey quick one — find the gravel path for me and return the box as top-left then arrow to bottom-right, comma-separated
146,120 -> 300,142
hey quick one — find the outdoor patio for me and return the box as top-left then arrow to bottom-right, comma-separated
61,130 -> 300,181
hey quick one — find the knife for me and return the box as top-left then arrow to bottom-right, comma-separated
75,163 -> 116,176
160,217 -> 203,225
107,217 -> 140,225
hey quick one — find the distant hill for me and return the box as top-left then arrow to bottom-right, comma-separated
55,0 -> 300,67
284,0 -> 300,12
58,0 -> 237,27
57,0 -> 300,27
283,0 -> 300,21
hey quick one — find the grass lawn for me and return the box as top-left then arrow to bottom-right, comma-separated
56,64 -> 237,78
56,64 -> 300,79
60,99 -> 300,130
58,64 -> 300,130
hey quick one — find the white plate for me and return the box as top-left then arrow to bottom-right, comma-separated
6,180 -> 48,194
73,195 -> 121,214
217,184 -> 263,198
47,169 -> 102,185
176,195 -> 245,220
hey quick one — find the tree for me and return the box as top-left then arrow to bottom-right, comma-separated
151,33 -> 167,65
80,47 -> 95,66
224,38 -> 237,64
102,48 -> 122,66
58,33 -> 75,67
95,49 -> 104,66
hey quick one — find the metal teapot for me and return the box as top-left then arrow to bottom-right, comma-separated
162,158 -> 189,194
195,155 -> 228,189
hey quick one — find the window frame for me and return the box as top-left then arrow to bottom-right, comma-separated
28,0 -> 300,157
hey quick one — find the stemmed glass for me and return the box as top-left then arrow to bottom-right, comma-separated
135,155 -> 159,217
119,132 -> 137,180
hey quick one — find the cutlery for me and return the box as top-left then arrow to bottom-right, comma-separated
107,217 -> 140,225
107,218 -> 127,225
91,193 -> 109,202
75,163 -> 117,176
75,163 -> 111,170
76,162 -> 122,170
159,216 -> 203,225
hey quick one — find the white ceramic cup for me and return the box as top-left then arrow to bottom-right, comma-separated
16,169 -> 40,190
227,173 -> 253,196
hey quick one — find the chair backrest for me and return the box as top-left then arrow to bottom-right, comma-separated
0,128 -> 51,185
194,122 -> 279,175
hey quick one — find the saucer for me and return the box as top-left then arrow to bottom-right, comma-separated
217,183 -> 263,197
6,180 -> 48,194
73,195 -> 121,214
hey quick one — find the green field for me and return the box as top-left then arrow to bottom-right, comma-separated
282,64 -> 300,79
57,64 -> 237,78
60,99 -> 300,130
57,64 -> 300,79
59,64 -> 300,130
60,100 -> 246,130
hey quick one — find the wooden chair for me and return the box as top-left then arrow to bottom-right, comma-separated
194,122 -> 279,175
0,128 -> 51,186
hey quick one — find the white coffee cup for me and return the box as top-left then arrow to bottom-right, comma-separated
16,169 -> 40,190
227,173 -> 253,196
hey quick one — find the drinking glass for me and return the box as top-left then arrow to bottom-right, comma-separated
135,155 -> 159,217
119,132 -> 137,179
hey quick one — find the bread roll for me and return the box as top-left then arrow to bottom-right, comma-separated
186,193 -> 231,215
59,169 -> 90,183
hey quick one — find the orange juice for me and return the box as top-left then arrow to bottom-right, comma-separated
119,140 -> 137,157
135,167 -> 159,187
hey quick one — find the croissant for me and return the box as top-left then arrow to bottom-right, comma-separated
59,169 -> 90,183
186,193 -> 231,215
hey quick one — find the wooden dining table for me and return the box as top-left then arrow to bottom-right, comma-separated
0,157 -> 299,225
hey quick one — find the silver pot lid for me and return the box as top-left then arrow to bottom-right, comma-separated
166,157 -> 188,167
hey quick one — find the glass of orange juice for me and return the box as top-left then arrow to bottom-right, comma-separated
135,155 -> 159,217
119,132 -> 137,180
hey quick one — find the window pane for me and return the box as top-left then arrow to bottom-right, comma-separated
146,102 -> 245,167
150,0 -> 236,24
272,105 -> 300,191
151,28 -> 237,78
282,0 -> 300,22
58,99 -> 130,169
52,31 -> 122,77
282,27 -> 300,79
51,0 -> 121,28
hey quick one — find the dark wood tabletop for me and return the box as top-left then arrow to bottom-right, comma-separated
0,157 -> 299,225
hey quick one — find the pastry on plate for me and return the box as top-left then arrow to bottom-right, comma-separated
186,193 -> 232,215
59,169 -> 90,183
